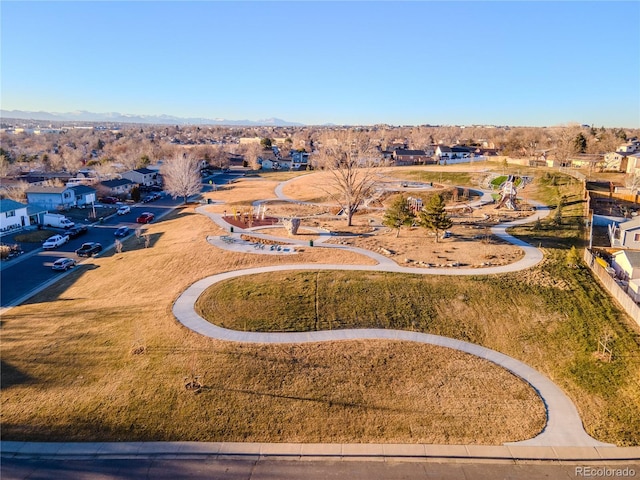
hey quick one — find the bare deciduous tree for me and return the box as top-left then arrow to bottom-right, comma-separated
241,142 -> 264,170
1,180 -> 29,202
162,153 -> 202,204
553,126 -> 580,167
316,131 -> 380,226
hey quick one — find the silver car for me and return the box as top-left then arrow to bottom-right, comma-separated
51,258 -> 76,271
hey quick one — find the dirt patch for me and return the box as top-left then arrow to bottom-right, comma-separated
326,225 -> 524,268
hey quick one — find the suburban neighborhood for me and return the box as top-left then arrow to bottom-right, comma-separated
2,0 -> 639,477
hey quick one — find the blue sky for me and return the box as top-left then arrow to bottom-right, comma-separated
2,1 -> 639,127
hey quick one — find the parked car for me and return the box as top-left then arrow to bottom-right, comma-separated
100,196 -> 119,204
75,242 -> 103,257
42,234 -> 70,250
114,226 -> 131,238
116,205 -> 131,215
51,257 -> 77,271
142,195 -> 155,203
67,225 -> 88,239
136,212 -> 155,224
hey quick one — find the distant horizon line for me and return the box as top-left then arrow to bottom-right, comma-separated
1,108 -> 637,130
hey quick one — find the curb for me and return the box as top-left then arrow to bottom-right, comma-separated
2,442 -> 639,463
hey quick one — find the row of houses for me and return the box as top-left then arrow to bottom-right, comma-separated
258,144 -> 499,170
547,139 -> 640,174
388,146 -> 498,165
0,168 -> 162,232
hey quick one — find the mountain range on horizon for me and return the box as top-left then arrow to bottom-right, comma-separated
0,109 -> 306,127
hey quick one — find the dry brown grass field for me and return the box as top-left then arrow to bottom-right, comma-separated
1,165 -> 638,445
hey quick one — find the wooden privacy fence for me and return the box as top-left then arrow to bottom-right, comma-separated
583,249 -> 640,325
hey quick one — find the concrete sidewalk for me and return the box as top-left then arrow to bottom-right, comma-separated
172,268 -> 612,448
181,197 -> 608,448
2,441 -> 639,462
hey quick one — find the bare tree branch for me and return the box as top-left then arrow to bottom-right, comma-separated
162,153 -> 202,204
315,131 -> 381,226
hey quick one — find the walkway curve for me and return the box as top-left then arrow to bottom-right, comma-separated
176,176 -> 613,447
174,265 -> 612,448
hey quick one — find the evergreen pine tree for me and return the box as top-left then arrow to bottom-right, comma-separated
382,195 -> 413,237
419,194 -> 452,242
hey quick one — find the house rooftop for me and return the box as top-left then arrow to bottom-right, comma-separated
25,186 -> 70,194
613,250 -> 640,266
132,168 -> 156,174
0,198 -> 27,213
100,178 -> 134,188
619,217 -> 640,231
395,149 -> 427,156
70,185 -> 97,195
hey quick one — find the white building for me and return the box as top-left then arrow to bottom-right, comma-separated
0,199 -> 30,231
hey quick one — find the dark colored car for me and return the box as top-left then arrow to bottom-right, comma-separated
75,242 -> 103,257
51,257 -> 77,271
136,212 -> 155,224
67,225 -> 88,238
100,197 -> 119,204
114,226 -> 131,237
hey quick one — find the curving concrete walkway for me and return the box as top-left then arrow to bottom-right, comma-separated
173,266 -> 612,448
177,186 -> 614,447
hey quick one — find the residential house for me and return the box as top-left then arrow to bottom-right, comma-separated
392,149 -> 433,165
610,250 -> 640,303
616,141 -> 640,154
70,185 -> 97,207
608,217 -> 640,249
121,168 -> 159,187
435,145 -> 475,164
474,147 -> 499,158
0,199 -> 30,231
603,152 -> 629,172
25,185 -> 76,210
258,151 -> 281,170
18,171 -> 75,186
611,250 -> 640,281
260,158 -> 280,170
98,178 -> 135,197
291,151 -> 310,169
624,153 -> 640,176
569,154 -> 604,171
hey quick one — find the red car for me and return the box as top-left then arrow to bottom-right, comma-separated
136,212 -> 155,224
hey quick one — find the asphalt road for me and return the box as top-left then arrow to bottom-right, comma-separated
0,171 -> 243,308
4,457 -> 637,480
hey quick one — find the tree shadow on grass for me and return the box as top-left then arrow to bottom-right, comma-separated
212,386 -> 420,415
1,360 -> 34,389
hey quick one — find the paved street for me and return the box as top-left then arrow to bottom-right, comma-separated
0,171 -> 243,308
3,456 -> 639,480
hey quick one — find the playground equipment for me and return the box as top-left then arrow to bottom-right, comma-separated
407,196 -> 423,215
495,175 -> 520,210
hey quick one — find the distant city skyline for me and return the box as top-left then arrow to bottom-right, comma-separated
1,1 -> 639,128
